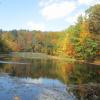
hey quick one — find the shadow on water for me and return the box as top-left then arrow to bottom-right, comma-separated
0,55 -> 100,100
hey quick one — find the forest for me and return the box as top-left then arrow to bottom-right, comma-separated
0,4 -> 100,62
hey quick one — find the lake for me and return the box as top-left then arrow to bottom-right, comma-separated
0,54 -> 100,100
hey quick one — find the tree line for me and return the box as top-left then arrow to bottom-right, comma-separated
0,4 -> 100,62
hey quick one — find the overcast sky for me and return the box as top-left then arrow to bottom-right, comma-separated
0,0 -> 100,31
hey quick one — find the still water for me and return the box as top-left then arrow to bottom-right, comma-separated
0,55 -> 100,100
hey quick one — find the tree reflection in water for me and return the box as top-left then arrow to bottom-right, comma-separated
0,57 -> 100,100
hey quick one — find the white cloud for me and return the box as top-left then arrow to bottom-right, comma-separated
27,21 -> 45,31
39,0 -> 100,21
37,0 -> 100,31
78,0 -> 100,5
40,1 -> 76,20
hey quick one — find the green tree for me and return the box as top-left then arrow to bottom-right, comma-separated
86,4 -> 100,34
75,37 -> 97,61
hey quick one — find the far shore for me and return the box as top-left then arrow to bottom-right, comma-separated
0,52 -> 100,66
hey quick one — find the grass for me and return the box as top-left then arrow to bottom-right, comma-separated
11,52 -> 76,62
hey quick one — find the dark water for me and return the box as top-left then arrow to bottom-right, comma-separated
0,55 -> 100,100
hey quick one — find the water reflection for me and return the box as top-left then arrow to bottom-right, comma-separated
0,56 -> 100,100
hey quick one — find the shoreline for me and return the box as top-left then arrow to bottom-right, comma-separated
1,52 -> 100,66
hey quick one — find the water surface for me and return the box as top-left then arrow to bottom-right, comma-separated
0,55 -> 100,100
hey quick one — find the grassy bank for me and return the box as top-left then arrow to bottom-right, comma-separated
11,52 -> 76,62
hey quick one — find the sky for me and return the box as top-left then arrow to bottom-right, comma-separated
0,0 -> 100,31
